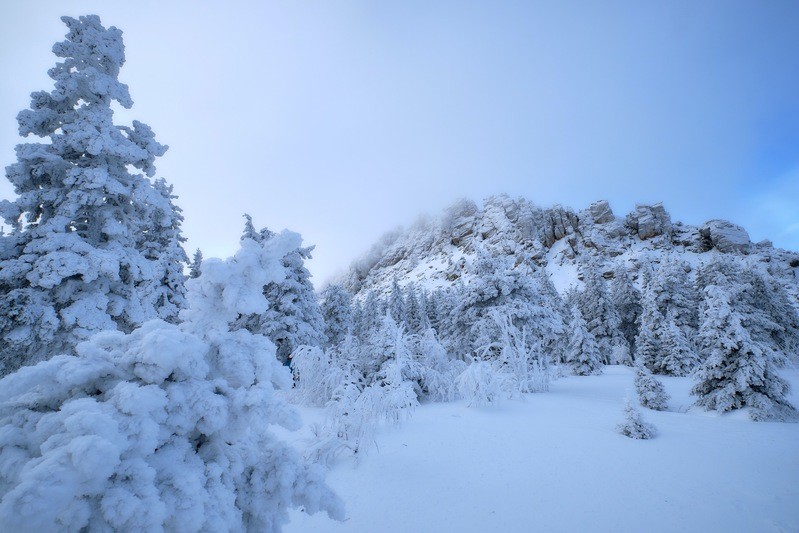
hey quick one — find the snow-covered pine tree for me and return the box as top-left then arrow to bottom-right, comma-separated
414,328 -> 465,402
456,248 -> 561,361
388,276 -> 407,325
692,285 -> 796,421
659,308 -> 698,376
189,248 -> 203,279
738,268 -> 799,366
371,315 -> 421,418
404,282 -> 430,334
290,345 -> 351,408
424,288 -> 441,332
617,399 -> 657,439
234,216 -> 325,364
433,284 -> 465,358
577,258 -> 627,364
0,230 -> 344,531
566,304 -> 602,376
530,267 -> 569,362
651,256 -> 699,341
634,362 -> 670,411
0,15 -> 187,376
143,178 -> 188,323
353,290 -> 380,340
611,265 -> 641,357
262,245 -> 326,364
320,283 -> 354,349
489,309 -> 551,393
241,213 -> 261,242
635,275 -> 666,373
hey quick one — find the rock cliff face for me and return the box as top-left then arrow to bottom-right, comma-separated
342,196 -> 798,298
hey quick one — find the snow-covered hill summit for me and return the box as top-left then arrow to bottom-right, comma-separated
343,196 -> 798,297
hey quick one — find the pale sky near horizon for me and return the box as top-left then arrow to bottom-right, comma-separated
1,1 -> 798,286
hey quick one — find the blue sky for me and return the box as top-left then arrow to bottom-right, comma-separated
1,1 -> 798,284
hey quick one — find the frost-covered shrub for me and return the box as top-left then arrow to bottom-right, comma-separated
0,233 -> 343,532
456,360 -> 513,406
290,345 -> 341,407
307,321 -> 421,462
634,363 -> 670,411
617,399 -> 657,439
415,328 -> 466,402
310,376 -> 418,462
489,311 -> 551,394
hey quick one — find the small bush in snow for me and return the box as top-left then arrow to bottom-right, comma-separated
617,399 -> 657,439
416,328 -> 467,402
456,360 -> 513,407
290,345 -> 344,407
634,363 -> 670,411
489,310 -> 551,394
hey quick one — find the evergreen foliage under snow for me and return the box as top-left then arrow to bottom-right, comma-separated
0,233 -> 344,531
691,285 -> 796,421
634,363 -> 670,411
0,15 -> 187,376
617,399 -> 657,439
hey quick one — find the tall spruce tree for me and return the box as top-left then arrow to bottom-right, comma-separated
0,15 -> 187,375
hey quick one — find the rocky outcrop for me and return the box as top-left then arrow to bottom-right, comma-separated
342,197 -> 793,298
700,220 -> 751,253
588,200 -> 615,224
626,203 -> 671,240
443,199 -> 478,246
540,205 -> 578,247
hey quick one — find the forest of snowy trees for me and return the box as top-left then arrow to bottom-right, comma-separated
0,14 -> 798,533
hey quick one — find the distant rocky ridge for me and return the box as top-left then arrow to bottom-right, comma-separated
343,196 -> 798,297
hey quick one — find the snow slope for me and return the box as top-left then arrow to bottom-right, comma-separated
285,367 -> 799,533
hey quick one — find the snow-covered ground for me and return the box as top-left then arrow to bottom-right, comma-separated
285,366 -> 799,533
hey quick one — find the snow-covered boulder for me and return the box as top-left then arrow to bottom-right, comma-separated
700,220 -> 751,254
626,203 -> 671,240
588,200 -> 615,224
444,199 -> 478,245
